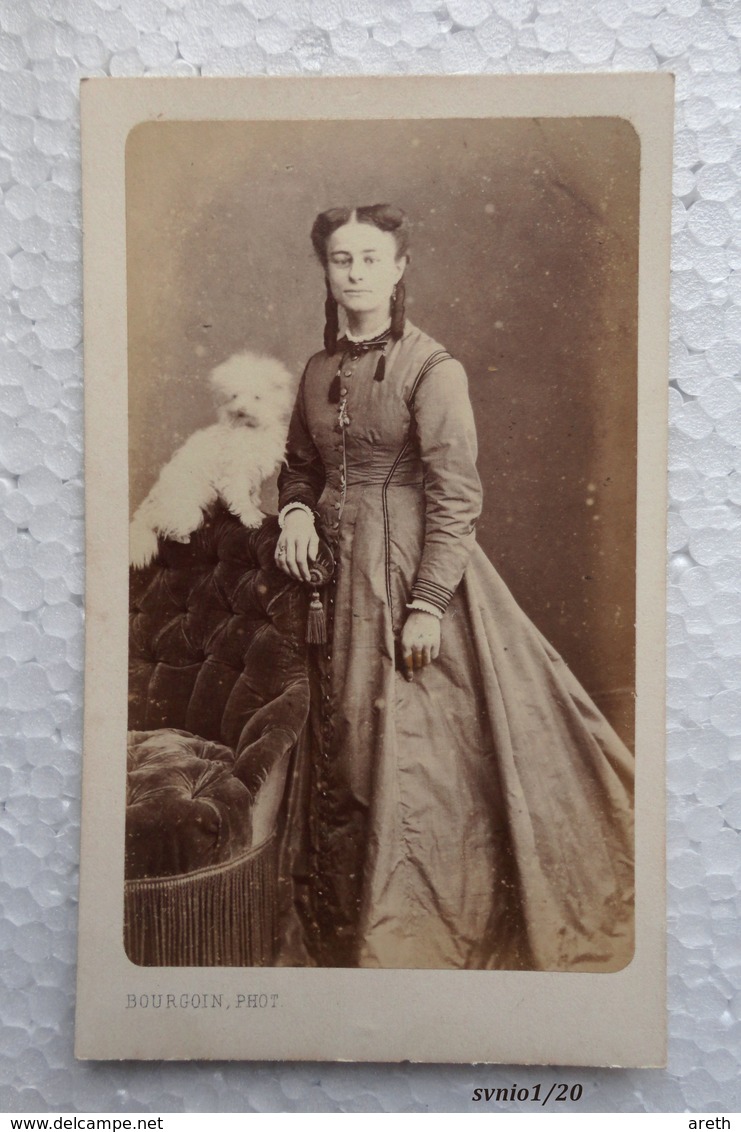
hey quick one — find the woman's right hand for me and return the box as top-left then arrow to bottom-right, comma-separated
275,509 -> 319,582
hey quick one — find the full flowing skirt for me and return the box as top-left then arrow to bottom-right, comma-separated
278,483 -> 634,972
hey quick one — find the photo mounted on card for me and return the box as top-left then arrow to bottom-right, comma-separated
77,74 -> 671,1065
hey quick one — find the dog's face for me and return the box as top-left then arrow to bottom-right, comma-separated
209,353 -> 295,431
220,390 -> 268,431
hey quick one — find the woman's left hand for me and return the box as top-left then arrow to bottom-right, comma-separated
401,611 -> 441,681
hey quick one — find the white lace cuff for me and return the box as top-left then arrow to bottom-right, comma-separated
406,600 -> 443,621
278,502 -> 316,529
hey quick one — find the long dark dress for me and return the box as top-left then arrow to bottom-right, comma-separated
278,321 -> 634,971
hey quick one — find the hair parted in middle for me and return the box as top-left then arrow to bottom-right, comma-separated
311,204 -> 410,359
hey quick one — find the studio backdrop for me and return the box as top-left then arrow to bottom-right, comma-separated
126,116 -> 638,744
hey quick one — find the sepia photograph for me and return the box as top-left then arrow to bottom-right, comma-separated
124,115 -> 637,974
78,75 -> 671,1064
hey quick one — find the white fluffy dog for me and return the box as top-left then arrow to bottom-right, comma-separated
129,352 -> 294,569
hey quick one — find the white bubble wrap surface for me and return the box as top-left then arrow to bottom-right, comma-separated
0,0 -> 739,1115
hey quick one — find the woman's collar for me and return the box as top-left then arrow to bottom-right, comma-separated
344,317 -> 392,343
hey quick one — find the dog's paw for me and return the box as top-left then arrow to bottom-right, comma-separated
129,522 -> 159,569
170,533 -> 192,544
239,509 -> 265,530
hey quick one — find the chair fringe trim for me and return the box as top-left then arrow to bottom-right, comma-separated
124,836 -> 277,967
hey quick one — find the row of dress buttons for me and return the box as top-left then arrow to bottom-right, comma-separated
316,584 -> 335,841
310,539 -> 340,935
335,381 -> 350,534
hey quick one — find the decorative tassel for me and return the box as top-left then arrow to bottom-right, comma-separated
328,367 -> 341,404
306,588 -> 326,644
323,279 -> 339,355
390,279 -> 406,340
373,351 -> 386,383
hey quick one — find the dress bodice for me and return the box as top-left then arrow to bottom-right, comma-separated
278,322 -> 482,612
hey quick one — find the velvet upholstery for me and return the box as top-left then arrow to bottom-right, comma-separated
128,508 -> 309,753
126,729 -> 255,881
125,505 -> 311,966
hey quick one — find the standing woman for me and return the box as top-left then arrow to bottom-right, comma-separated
275,204 -> 634,972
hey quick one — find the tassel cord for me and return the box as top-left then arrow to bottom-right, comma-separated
306,588 -> 327,645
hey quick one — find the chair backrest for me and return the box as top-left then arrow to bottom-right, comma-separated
129,506 -> 308,753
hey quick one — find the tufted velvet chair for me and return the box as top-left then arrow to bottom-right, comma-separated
125,504 -> 311,967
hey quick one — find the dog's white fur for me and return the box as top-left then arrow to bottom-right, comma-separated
129,352 -> 294,569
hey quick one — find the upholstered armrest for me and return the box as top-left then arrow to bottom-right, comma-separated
232,727 -> 297,795
233,680 -> 310,768
231,679 -> 311,847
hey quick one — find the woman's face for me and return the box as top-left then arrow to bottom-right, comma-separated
325,222 -> 405,319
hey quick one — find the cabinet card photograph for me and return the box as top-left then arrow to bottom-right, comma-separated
77,74 -> 672,1065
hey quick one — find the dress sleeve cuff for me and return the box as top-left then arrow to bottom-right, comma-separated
410,578 -> 453,614
406,600 -> 443,621
278,502 -> 316,529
